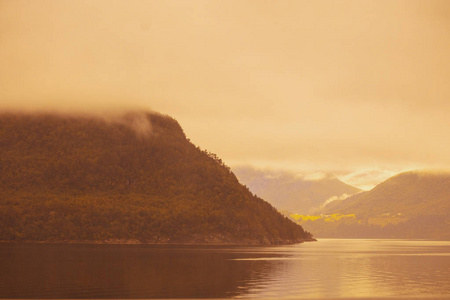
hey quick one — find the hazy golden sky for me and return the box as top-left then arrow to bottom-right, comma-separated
1,0 -> 450,189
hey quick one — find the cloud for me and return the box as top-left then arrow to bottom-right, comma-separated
116,112 -> 154,138
338,169 -> 407,191
321,193 -> 353,209
1,0 -> 450,180
299,172 -> 331,181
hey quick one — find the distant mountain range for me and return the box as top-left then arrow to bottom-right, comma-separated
321,171 -> 450,217
294,171 -> 450,239
233,166 -> 361,214
0,112 -> 313,245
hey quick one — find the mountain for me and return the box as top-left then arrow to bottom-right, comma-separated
321,171 -> 450,217
233,166 -> 361,214
0,111 -> 313,244
297,171 -> 450,239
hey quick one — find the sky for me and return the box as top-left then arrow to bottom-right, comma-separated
1,0 -> 450,190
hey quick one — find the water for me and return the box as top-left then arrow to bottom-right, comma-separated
1,239 -> 450,298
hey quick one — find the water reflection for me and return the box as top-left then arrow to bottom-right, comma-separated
234,239 -> 450,298
1,240 -> 450,298
0,244 -> 284,298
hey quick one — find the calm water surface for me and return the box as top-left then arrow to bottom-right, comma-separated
1,239 -> 450,298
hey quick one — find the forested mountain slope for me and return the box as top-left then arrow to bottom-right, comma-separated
0,112 -> 313,244
321,171 -> 450,218
296,171 -> 450,239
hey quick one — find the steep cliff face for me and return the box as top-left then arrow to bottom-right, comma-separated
0,112 -> 313,244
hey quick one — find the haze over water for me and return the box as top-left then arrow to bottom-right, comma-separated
1,239 -> 450,299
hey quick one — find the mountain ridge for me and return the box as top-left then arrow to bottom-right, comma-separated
321,170 -> 450,217
0,111 -> 313,244
296,170 -> 450,239
233,166 -> 361,214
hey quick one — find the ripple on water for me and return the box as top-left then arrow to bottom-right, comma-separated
1,240 -> 450,298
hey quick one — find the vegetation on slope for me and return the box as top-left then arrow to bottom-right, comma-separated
0,112 -> 313,244
294,171 -> 450,239
321,171 -> 450,218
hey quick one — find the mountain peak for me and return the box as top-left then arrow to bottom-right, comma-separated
233,166 -> 361,214
321,169 -> 450,218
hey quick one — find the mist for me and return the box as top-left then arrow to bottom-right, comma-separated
2,0 -> 450,187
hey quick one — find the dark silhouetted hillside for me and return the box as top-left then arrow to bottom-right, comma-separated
0,112 -> 313,244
